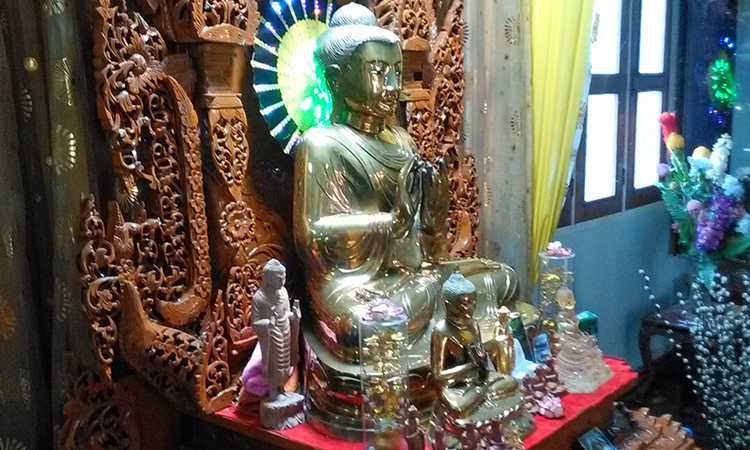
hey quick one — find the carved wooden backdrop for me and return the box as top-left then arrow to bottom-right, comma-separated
75,0 -> 476,433
78,0 -> 290,417
372,0 -> 479,257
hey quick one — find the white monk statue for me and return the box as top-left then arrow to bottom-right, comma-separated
252,259 -> 304,428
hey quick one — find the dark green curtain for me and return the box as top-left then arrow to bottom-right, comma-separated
0,0 -> 96,448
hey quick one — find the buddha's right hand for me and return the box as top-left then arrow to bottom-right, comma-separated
393,154 -> 423,238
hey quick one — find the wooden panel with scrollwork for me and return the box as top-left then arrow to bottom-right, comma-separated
137,0 -> 260,44
83,0 -> 234,413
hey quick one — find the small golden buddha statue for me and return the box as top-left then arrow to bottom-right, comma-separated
294,3 -> 527,438
430,272 -> 533,436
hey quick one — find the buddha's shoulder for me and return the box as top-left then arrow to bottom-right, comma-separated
296,125 -> 351,150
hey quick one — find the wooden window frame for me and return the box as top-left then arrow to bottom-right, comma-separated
563,0 -> 685,226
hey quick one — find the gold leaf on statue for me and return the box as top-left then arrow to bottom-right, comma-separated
0,298 -> 16,342
52,58 -> 79,106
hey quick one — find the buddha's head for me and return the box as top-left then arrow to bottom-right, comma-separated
262,259 -> 286,292
442,271 -> 477,326
315,4 -> 402,121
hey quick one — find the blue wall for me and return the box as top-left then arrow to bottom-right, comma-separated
553,202 -> 691,369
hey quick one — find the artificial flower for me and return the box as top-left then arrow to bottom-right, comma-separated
659,112 -> 678,143
722,175 -> 745,199
688,156 -> 713,177
687,199 -> 703,215
362,298 -> 404,322
737,214 -> 750,236
692,146 -> 711,159
666,133 -> 685,150
708,133 -> 732,182
657,163 -> 670,178
543,241 -> 573,257
696,190 -> 736,251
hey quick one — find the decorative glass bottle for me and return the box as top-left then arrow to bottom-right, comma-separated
359,297 -> 410,450
536,242 -> 575,358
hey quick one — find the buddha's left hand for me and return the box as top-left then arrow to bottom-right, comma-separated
421,157 -> 449,235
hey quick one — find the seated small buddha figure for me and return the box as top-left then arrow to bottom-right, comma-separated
431,272 -> 533,435
294,2 -> 520,364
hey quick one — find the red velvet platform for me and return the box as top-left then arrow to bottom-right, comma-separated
210,357 -> 637,450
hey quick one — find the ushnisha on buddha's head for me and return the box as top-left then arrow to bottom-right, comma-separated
442,271 -> 477,326
262,259 -> 286,291
315,3 -> 402,121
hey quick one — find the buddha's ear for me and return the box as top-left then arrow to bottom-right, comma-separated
324,65 -> 342,95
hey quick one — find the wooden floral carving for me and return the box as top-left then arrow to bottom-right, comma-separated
93,0 -> 211,326
59,356 -> 142,450
137,0 -> 260,44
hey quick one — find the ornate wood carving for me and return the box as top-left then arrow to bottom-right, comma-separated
448,154 -> 479,257
59,356 -> 142,450
620,408 -> 700,450
373,0 -> 478,257
92,0 -> 212,326
137,0 -> 260,44
81,0 -> 290,415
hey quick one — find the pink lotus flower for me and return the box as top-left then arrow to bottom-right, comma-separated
543,241 -> 573,257
362,299 -> 404,322
687,200 -> 703,214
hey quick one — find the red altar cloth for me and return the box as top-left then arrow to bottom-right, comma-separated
213,357 -> 637,450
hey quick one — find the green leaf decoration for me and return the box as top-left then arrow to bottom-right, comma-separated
722,235 -> 750,259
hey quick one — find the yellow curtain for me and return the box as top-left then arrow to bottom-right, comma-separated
530,0 -> 594,282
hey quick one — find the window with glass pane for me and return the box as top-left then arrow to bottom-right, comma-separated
633,91 -> 664,189
590,0 -> 622,75
638,0 -> 667,74
562,0 -> 680,226
584,94 -> 619,202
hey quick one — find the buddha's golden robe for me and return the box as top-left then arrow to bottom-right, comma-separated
294,123 -> 441,362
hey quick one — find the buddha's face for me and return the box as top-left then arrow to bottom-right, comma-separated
264,270 -> 286,291
446,292 -> 476,323
328,41 -> 402,118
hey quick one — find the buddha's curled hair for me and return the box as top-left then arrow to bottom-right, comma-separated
315,3 -> 400,69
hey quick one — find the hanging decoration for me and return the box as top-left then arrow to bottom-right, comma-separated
252,0 -> 335,154
707,36 -> 736,127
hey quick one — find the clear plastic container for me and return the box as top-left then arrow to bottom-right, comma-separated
359,304 -> 410,450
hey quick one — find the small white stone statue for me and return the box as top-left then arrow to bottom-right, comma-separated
252,259 -> 304,429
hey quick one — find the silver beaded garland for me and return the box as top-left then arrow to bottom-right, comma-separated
641,268 -> 750,449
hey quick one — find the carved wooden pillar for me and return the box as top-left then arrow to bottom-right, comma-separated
191,42 -> 288,366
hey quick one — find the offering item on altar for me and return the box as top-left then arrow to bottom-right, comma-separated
487,306 -> 516,375
294,3 -> 527,436
430,272 -> 534,437
521,356 -> 566,419
251,259 -> 305,429
553,288 -> 612,394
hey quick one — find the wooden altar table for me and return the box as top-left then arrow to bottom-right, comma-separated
205,357 -> 637,450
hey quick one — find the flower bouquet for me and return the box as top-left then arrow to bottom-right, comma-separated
656,112 -> 750,282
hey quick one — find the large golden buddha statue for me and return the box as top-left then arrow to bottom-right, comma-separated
293,4 -> 524,438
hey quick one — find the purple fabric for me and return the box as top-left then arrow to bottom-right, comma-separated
241,344 -> 295,397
